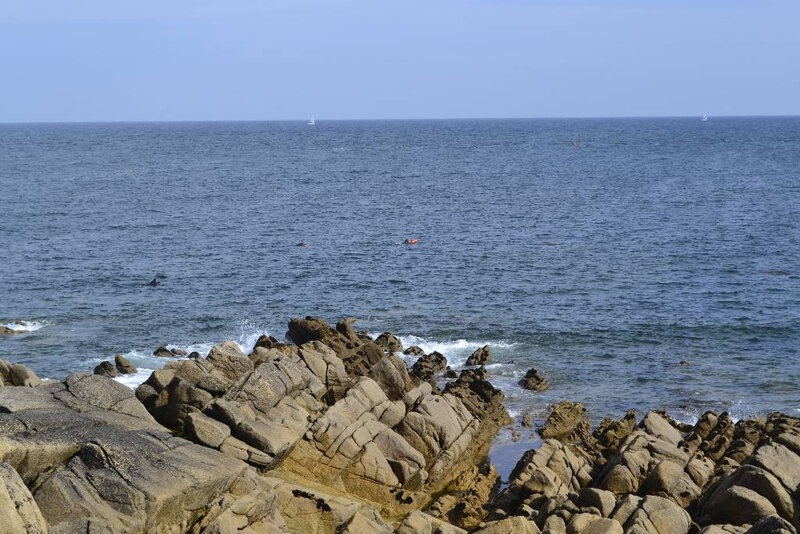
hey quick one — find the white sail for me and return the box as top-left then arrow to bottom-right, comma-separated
308,115 -> 316,126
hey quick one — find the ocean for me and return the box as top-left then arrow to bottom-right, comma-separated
1,118 -> 799,427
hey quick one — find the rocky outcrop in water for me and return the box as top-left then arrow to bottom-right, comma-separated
1,316 -> 799,533
466,345 -> 492,366
519,368 -> 550,391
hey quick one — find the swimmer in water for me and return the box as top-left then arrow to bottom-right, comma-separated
148,276 -> 160,287
404,238 -> 419,245
296,242 -> 309,247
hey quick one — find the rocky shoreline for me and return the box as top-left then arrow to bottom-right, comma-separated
1,316 -> 798,533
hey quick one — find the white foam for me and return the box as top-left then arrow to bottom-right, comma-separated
113,368 -> 154,389
391,333 -> 517,367
2,320 -> 47,333
111,322 -> 274,390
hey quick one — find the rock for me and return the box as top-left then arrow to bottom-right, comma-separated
473,516 -> 540,533
642,411 -> 684,446
466,345 -> 492,366
701,485 -> 778,526
93,360 -> 120,377
0,326 -> 16,336
367,354 -> 418,401
588,410 -> 637,457
404,345 -> 425,356
2,362 -> 43,387
185,411 -> 231,449
188,351 -> 201,359
0,462 -> 47,533
114,354 -> 137,374
411,351 -> 447,382
746,516 -> 797,534
428,462 -> 500,529
445,366 -> 458,378
538,401 -> 590,443
444,367 -> 511,430
286,316 -> 354,353
576,487 -> 617,518
375,332 -> 403,353
581,518 -> 624,534
522,413 -> 534,428
519,368 -> 549,392
397,511 -> 467,534
153,345 -> 174,357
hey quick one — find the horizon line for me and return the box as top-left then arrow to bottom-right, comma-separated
2,113 -> 799,126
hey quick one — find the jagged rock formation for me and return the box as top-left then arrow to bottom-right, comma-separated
0,317 -> 799,534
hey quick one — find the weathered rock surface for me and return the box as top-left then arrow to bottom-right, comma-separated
466,345 -> 492,366
411,351 -> 448,383
519,368 -> 550,392
2,315 -> 800,534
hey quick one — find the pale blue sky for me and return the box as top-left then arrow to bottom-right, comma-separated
1,1 -> 798,122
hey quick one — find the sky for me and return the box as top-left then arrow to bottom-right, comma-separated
0,1 -> 798,122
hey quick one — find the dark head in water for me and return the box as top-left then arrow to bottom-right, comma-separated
404,238 -> 419,245
296,242 -> 309,247
148,276 -> 160,287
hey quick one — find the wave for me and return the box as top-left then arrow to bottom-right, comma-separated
2,320 -> 48,333
112,321 -> 274,389
390,333 -> 517,367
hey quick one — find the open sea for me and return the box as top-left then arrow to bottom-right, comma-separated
1,118 -> 799,429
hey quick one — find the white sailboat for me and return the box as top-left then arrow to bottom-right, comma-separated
701,114 -> 709,122
308,115 -> 316,126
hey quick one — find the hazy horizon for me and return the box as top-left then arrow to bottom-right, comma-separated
3,114 -> 800,126
1,1 -> 798,123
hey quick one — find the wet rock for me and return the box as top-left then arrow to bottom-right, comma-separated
411,351 -> 448,382
375,332 -> 403,353
404,345 -> 425,356
519,368 -> 550,392
0,326 -> 16,336
93,360 -> 120,377
114,354 -> 137,374
466,345 -> 492,366
445,366 -> 459,378
153,345 -> 174,357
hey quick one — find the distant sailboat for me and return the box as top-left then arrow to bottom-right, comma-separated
308,115 -> 316,126
701,114 -> 709,122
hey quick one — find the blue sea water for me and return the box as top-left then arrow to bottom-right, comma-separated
1,118 -> 799,426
